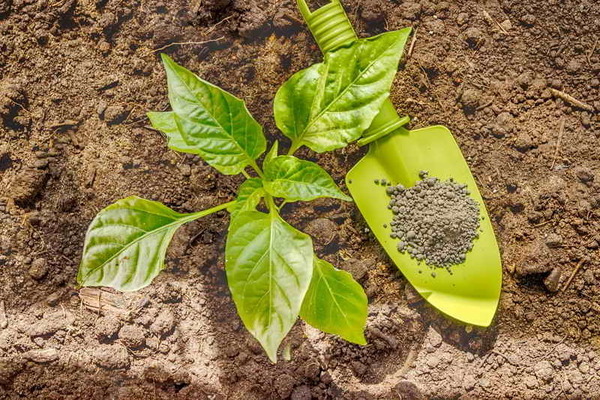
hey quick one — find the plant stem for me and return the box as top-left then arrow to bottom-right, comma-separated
249,160 -> 266,179
264,193 -> 277,214
287,141 -> 301,155
189,200 -> 235,221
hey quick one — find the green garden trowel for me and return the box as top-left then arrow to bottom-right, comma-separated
297,0 -> 502,327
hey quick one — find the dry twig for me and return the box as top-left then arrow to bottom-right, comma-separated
482,10 -> 509,34
550,88 -> 595,112
407,27 -> 418,59
561,259 -> 586,292
153,36 -> 225,52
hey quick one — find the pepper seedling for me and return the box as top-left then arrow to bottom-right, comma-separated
77,29 -> 410,362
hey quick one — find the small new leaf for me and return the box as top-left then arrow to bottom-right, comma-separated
77,197 -> 208,291
300,257 -> 368,345
274,29 -> 411,153
265,141 -> 279,165
161,54 -> 266,175
263,155 -> 351,202
225,211 -> 313,362
228,178 -> 265,217
147,111 -> 198,154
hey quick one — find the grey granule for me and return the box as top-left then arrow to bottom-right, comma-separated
386,172 -> 481,268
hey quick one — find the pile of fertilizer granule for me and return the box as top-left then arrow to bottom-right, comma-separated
386,171 -> 481,268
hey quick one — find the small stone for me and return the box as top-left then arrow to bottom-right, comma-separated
46,290 -> 64,307
23,348 -> 59,363
462,27 -> 483,47
544,267 -> 562,292
545,233 -> 563,248
520,14 -> 536,26
28,258 -> 48,280
461,88 -> 481,111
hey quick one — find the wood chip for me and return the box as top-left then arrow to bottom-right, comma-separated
550,88 -> 595,112
79,287 -> 129,315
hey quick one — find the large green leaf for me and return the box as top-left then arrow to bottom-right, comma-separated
78,196 -> 225,291
161,54 -> 266,175
274,28 -> 411,153
225,210 -> 313,362
263,155 -> 351,202
228,178 -> 265,217
147,111 -> 198,154
300,258 -> 368,345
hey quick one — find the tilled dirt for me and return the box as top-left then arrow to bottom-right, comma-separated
0,0 -> 599,399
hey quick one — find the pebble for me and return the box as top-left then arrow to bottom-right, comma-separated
462,27 -> 483,47
28,258 -> 48,280
460,88 -> 481,112
544,267 -> 562,292
545,233 -> 563,248
23,348 -> 59,363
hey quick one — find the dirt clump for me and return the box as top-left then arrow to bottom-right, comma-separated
387,171 -> 480,267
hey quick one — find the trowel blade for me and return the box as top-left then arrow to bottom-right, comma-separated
346,125 -> 502,326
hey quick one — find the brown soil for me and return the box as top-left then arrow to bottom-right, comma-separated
0,0 -> 599,399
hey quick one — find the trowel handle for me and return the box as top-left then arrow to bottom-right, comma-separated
296,0 -> 409,146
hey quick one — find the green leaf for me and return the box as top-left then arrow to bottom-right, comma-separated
147,111 -> 198,154
300,257 -> 368,345
263,155 -> 352,202
161,54 -> 266,175
265,140 -> 279,165
274,29 -> 411,153
225,210 -> 313,362
228,178 -> 265,217
78,196 -> 224,291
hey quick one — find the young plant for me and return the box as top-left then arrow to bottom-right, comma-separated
77,28 -> 410,362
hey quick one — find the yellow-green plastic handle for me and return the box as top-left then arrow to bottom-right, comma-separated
296,0 -> 409,146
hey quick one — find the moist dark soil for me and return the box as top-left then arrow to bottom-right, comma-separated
0,0 -> 599,399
